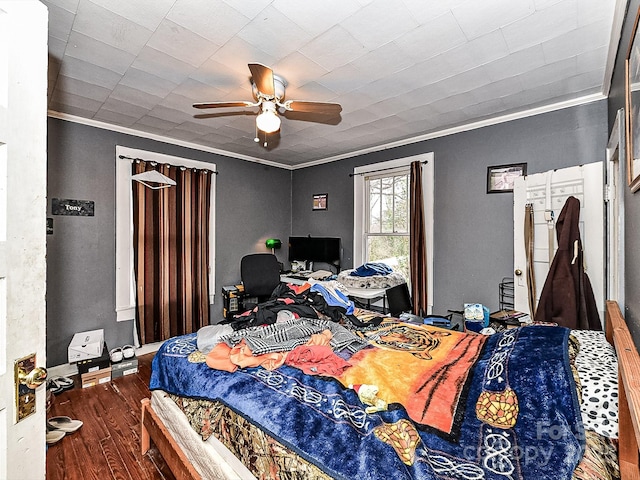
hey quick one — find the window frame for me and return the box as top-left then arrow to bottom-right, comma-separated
115,146 -> 216,322
353,153 -> 434,313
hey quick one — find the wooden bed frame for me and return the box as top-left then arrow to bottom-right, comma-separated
141,300 -> 640,480
141,397 -> 201,480
605,300 -> 640,480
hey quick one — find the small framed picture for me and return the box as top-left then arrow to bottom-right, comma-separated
486,163 -> 527,193
312,193 -> 328,211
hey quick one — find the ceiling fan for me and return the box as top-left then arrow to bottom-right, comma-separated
193,63 -> 342,138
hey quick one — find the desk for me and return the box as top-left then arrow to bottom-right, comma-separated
280,275 -> 388,313
280,274 -> 311,285
344,287 -> 387,313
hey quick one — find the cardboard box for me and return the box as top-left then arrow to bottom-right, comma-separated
68,329 -> 104,362
76,342 -> 109,374
111,356 -> 138,379
81,367 -> 111,388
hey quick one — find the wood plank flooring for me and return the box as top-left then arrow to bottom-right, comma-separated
46,353 -> 175,480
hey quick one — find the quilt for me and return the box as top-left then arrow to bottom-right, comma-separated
150,325 -> 585,480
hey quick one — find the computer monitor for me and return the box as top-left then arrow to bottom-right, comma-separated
288,236 -> 341,268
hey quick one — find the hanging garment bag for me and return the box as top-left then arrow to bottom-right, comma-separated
534,196 -> 601,330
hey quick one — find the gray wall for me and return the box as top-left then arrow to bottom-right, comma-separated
293,101 -> 608,316
46,118 -> 291,367
47,87 -> 609,367
608,0 -> 640,347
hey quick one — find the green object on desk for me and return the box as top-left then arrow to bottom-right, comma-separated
265,238 -> 282,249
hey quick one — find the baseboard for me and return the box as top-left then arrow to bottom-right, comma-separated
48,342 -> 162,379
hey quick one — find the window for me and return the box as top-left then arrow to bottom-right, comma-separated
366,171 -> 410,281
353,153 -> 434,313
115,146 -> 216,322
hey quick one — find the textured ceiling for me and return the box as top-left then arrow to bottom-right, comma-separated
44,0 -> 619,168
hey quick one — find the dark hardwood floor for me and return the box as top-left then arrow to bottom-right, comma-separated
46,353 -> 175,480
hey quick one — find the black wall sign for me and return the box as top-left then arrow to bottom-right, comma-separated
52,198 -> 95,216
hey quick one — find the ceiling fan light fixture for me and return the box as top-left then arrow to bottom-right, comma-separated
256,102 -> 281,133
194,64 -> 342,141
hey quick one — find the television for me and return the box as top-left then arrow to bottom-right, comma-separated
288,236 -> 341,269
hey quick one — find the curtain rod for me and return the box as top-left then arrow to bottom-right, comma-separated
349,160 -> 428,177
118,154 -> 219,174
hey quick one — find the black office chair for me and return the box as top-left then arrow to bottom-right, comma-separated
386,282 -> 413,317
240,253 -> 281,304
386,282 -> 455,328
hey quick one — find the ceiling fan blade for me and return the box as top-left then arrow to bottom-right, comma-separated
193,101 -> 255,109
194,110 -> 257,119
285,101 -> 342,115
282,110 -> 342,125
248,63 -> 275,96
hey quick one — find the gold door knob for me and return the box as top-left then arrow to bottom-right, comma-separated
18,366 -> 47,389
514,269 -> 523,276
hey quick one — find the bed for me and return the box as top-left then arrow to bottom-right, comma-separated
141,300 -> 635,480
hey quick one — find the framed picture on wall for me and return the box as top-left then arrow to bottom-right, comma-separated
312,193 -> 328,210
486,163 -> 527,193
626,5 -> 640,192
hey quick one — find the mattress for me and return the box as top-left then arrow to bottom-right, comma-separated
150,390 -> 256,480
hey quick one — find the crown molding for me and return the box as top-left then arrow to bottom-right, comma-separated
47,110 -> 291,170
49,92 -> 606,171
292,92 -> 606,169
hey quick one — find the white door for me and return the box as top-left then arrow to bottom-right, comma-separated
513,162 -> 604,323
0,2 -> 48,479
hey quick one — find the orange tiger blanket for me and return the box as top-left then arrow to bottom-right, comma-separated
336,320 -> 487,434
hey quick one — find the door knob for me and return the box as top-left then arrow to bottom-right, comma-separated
514,269 -> 523,276
18,366 -> 47,389
14,354 -> 47,422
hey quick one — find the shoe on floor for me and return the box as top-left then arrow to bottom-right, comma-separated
122,345 -> 135,359
47,376 -> 74,395
46,429 -> 65,445
52,376 -> 74,389
47,416 -> 83,433
110,347 -> 123,363
46,379 -> 63,395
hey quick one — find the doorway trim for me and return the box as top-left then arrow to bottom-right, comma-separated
605,108 -> 626,308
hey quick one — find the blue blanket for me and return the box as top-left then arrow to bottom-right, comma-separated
350,262 -> 393,276
150,325 -> 585,480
